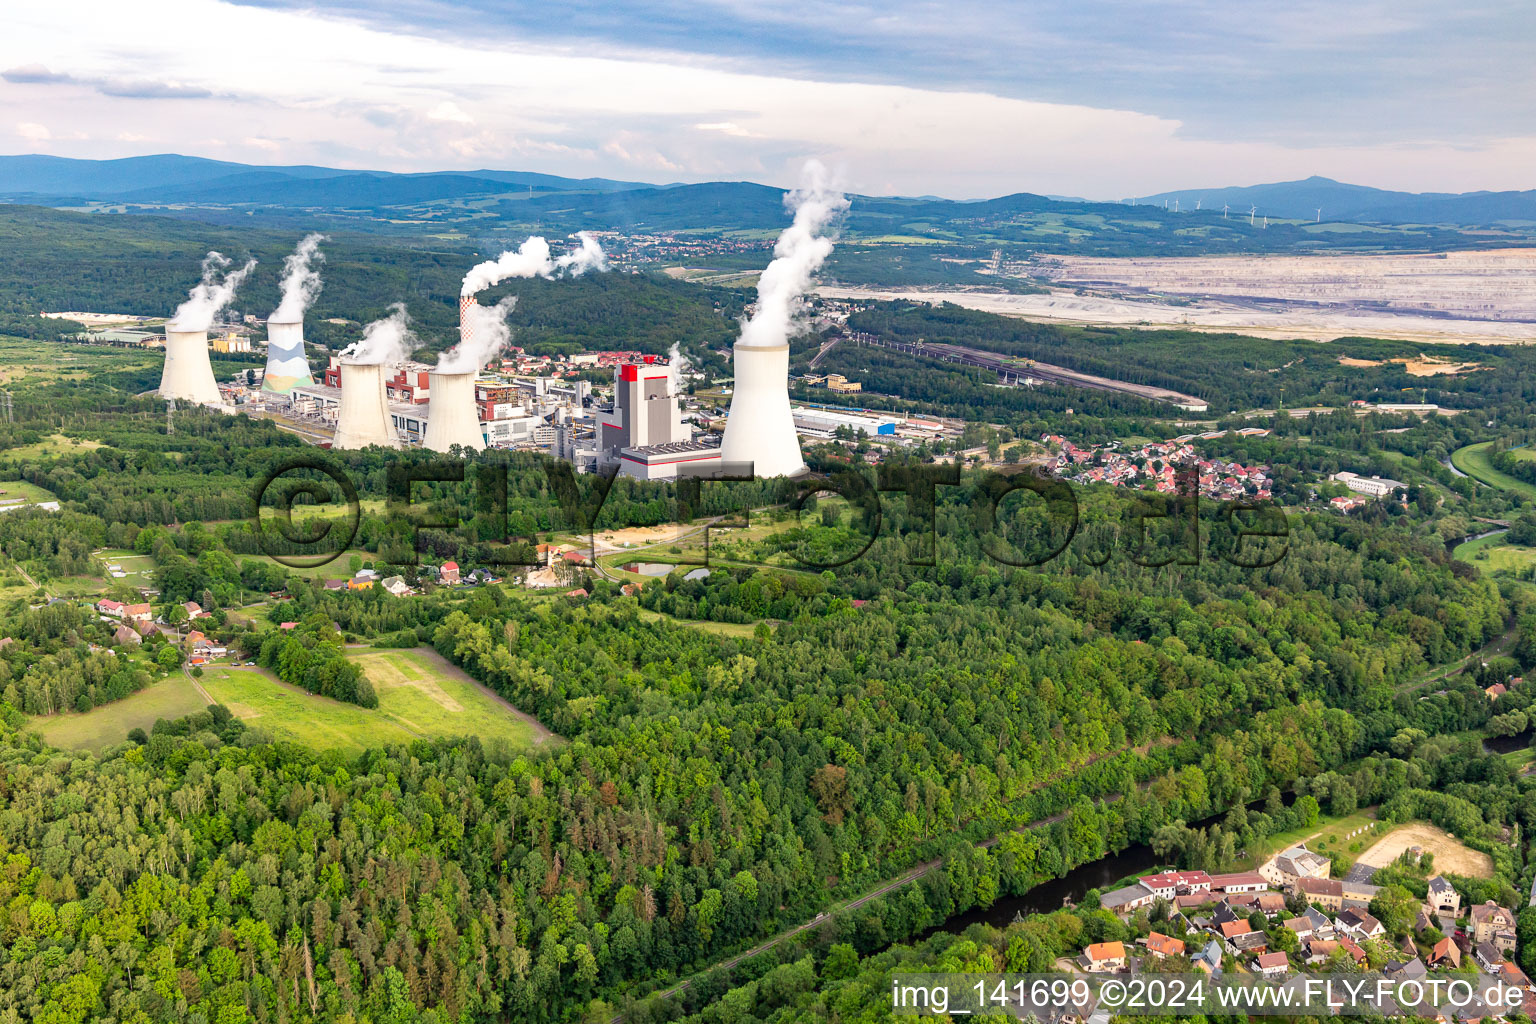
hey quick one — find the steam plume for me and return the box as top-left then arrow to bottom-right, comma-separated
271,233 -> 327,322
437,296 -> 518,373
171,251 -> 256,331
341,303 -> 419,365
737,161 -> 847,349
459,232 -> 607,297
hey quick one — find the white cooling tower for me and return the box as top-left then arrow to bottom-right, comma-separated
423,371 -> 485,453
159,326 -> 227,407
719,343 -> 806,478
262,319 -> 314,394
332,360 -> 401,450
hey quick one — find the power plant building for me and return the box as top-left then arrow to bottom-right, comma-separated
596,356 -> 720,480
719,343 -> 805,478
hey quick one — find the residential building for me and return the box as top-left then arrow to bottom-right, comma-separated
1084,942 -> 1125,972
1139,871 -> 1213,899
1219,920 -> 1266,955
439,561 -> 461,585
1254,952 -> 1289,978
1429,937 -> 1461,970
1475,943 -> 1503,974
1209,872 -> 1268,894
1144,932 -> 1185,959
1192,939 -> 1224,976
97,599 -> 124,618
1336,908 -> 1384,943
1295,877 -> 1344,911
1262,845 -> 1329,887
1470,902 -> 1517,946
1427,876 -> 1460,917
380,576 -> 412,597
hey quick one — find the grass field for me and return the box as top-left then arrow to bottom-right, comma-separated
1452,442 -> 1536,500
2,434 -> 105,461
637,607 -> 766,639
1455,535 -> 1536,574
1241,809 -> 1379,873
200,648 -> 554,753
240,549 -> 377,579
0,479 -> 59,505
29,673 -> 208,751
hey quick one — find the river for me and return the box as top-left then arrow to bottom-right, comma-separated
916,795 -> 1291,941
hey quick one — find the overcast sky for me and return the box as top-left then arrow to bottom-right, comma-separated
2,0 -> 1533,197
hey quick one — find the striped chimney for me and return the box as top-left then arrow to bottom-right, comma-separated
459,295 -> 479,346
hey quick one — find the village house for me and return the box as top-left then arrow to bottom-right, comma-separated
438,560 -> 461,585
1254,952 -> 1290,978
122,603 -> 153,624
1295,877 -> 1344,912
1192,939 -> 1224,976
1335,908 -> 1384,943
1427,876 -> 1460,917
1475,943 -> 1504,974
1469,902 -> 1517,949
1429,937 -> 1461,970
1144,932 -> 1185,960
112,624 -> 141,646
347,572 -> 375,591
1139,870 -> 1212,899
380,575 -> 412,597
97,598 -> 124,618
1262,845 -> 1330,887
1084,941 -> 1125,973
183,601 -> 209,620
1209,872 -> 1268,894
1219,920 -> 1266,955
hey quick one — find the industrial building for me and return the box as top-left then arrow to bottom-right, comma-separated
594,355 -> 721,480
791,407 -> 900,438
159,326 -> 230,410
293,356 -> 593,453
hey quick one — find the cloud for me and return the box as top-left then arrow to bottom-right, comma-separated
15,122 -> 51,142
3,64 -> 76,84
2,0 -> 1534,195
96,78 -> 213,99
427,100 -> 473,124
695,121 -> 757,138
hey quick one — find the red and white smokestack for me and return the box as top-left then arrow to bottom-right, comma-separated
459,295 -> 479,346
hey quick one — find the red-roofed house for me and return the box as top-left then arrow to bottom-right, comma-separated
439,561 -> 460,585
1084,942 -> 1125,972
1254,952 -> 1289,977
1139,871 -> 1212,898
97,598 -> 124,617
1145,933 -> 1185,959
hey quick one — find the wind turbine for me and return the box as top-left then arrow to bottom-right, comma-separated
1223,203 -> 1229,219
1174,199 -> 1180,212
1249,206 -> 1257,226
1315,208 -> 1322,222
1263,216 -> 1268,228
1196,199 -> 1202,210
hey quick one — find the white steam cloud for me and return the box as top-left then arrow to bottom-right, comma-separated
737,161 -> 848,349
170,251 -> 257,331
340,303 -> 420,365
459,232 -> 607,297
270,233 -> 327,323
437,296 -> 518,374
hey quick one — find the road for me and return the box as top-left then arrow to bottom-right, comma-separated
13,562 -> 46,598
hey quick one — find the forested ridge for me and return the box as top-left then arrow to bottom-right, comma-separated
0,449 -> 1523,1021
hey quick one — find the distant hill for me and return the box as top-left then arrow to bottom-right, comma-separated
0,153 -> 660,202
1135,175 -> 1536,226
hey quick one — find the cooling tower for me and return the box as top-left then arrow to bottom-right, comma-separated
159,326 -> 227,407
262,319 -> 314,394
719,343 -> 806,478
422,371 -> 485,453
331,360 -> 401,450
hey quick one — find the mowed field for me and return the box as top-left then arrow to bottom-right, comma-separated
1452,442 -> 1536,500
30,673 -> 209,751
201,648 -> 556,753
1354,822 -> 1493,878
